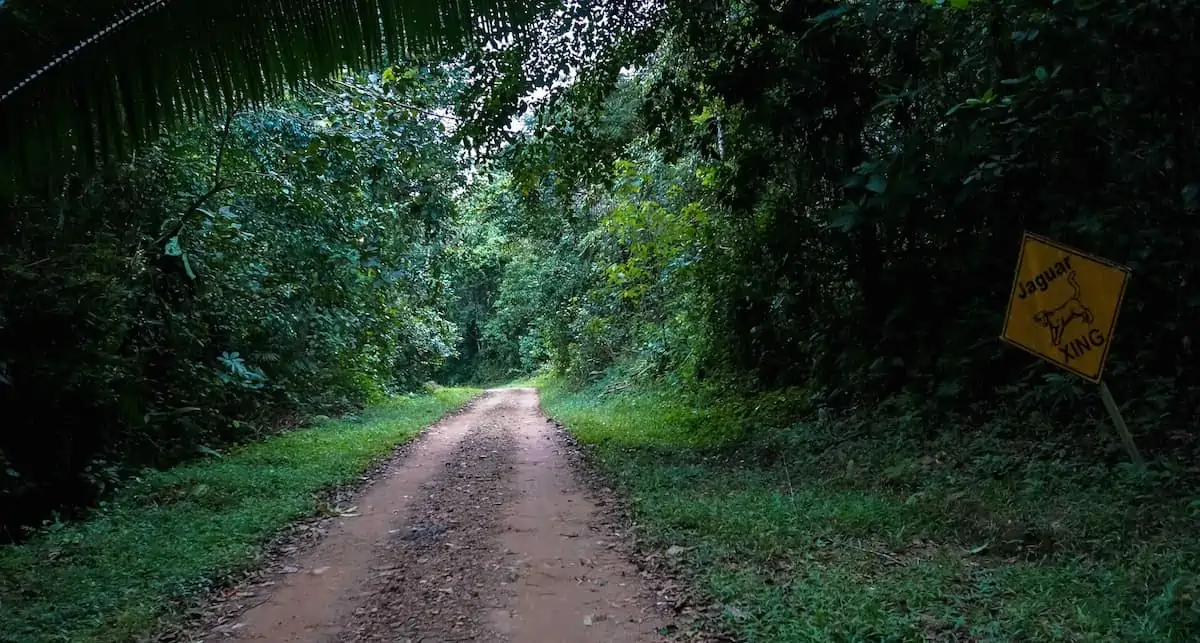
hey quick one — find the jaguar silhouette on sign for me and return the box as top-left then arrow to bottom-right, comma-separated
1032,271 -> 1094,347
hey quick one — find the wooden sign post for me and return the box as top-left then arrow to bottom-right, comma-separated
1001,232 -> 1143,469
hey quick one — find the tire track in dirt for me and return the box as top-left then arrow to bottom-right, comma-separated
224,391 -> 504,641
490,388 -> 670,642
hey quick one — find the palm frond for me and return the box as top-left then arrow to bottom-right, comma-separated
0,0 -> 545,193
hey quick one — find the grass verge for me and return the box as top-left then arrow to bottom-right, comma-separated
537,375 -> 1199,642
0,387 -> 478,643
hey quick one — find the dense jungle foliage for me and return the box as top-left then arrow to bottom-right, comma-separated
0,68 -> 463,535
449,0 -> 1200,467
2,2 -> 1199,626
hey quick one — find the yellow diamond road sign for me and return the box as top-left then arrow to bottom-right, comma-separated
1001,233 -> 1130,383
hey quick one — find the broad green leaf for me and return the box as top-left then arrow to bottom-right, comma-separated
866,174 -> 888,194
181,254 -> 197,280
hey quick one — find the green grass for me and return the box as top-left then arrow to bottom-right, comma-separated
537,375 -> 1200,642
0,387 -> 478,643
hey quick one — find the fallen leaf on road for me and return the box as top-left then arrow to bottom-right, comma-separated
724,605 -> 750,620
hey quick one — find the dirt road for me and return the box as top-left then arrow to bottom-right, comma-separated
213,388 -> 670,643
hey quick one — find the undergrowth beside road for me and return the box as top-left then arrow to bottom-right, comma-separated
0,387 -> 478,643
537,375 -> 1200,642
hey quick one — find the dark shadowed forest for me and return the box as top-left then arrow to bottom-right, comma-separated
2,0 -> 1198,641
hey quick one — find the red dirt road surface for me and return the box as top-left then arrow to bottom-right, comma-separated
212,388 -> 670,643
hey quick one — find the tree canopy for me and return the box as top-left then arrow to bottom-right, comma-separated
0,0 -> 556,190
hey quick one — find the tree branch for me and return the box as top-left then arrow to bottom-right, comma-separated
328,79 -> 460,122
153,108 -> 237,249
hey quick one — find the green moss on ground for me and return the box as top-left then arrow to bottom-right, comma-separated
538,376 -> 1199,642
